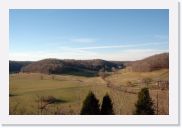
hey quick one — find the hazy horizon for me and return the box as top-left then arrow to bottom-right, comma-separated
9,52 -> 169,62
10,9 -> 169,61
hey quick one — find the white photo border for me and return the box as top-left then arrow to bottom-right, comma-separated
0,0 -> 179,125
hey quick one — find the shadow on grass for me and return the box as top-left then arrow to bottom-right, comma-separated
9,93 -> 17,97
41,96 -> 68,104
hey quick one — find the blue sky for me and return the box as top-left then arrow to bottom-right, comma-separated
9,9 -> 169,61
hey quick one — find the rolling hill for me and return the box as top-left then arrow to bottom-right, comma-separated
9,52 -> 169,75
9,52 -> 169,115
19,59 -> 124,76
9,61 -> 32,73
129,53 -> 169,72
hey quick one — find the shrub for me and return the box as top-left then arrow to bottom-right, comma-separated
126,81 -> 132,86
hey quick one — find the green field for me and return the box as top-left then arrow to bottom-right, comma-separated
9,69 -> 169,115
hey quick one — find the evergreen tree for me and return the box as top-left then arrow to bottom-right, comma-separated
101,93 -> 114,115
80,91 -> 100,115
135,87 -> 155,115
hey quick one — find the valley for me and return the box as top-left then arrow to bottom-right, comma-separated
10,68 -> 169,115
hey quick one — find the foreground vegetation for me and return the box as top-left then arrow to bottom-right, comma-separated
9,69 -> 169,115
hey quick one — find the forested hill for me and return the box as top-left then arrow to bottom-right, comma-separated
9,59 -> 124,76
9,61 -> 32,73
9,52 -> 169,75
129,53 -> 169,72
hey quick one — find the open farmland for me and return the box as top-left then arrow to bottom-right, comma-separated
9,9 -> 169,116
9,69 -> 169,115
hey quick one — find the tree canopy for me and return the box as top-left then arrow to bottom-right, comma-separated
101,94 -> 114,115
135,87 -> 155,115
80,91 -> 100,115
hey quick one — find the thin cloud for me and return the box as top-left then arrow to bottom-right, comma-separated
123,48 -> 168,53
9,47 -> 99,61
94,49 -> 168,61
70,38 -> 96,43
76,42 -> 167,50
9,42 -> 168,61
154,35 -> 168,40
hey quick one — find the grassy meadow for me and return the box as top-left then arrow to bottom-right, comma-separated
9,69 -> 169,115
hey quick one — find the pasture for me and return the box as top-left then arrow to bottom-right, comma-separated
9,69 -> 169,115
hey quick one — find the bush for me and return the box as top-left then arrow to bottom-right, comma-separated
101,94 -> 114,115
80,91 -> 100,115
134,87 -> 155,115
126,81 -> 132,86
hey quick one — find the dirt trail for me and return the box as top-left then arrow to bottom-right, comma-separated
100,76 -> 137,95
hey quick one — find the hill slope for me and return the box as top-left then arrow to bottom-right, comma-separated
20,59 -> 123,76
9,61 -> 32,73
129,53 -> 169,72
9,52 -> 168,74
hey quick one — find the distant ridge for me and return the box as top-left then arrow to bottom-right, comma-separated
9,52 -> 169,75
129,53 -> 169,72
9,61 -> 32,73
10,59 -> 123,76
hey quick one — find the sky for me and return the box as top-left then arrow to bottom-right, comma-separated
9,9 -> 169,61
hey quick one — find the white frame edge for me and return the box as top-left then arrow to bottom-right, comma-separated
0,0 -> 179,125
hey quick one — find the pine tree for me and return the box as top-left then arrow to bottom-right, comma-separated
80,91 -> 100,115
135,87 -> 155,115
101,93 -> 114,115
